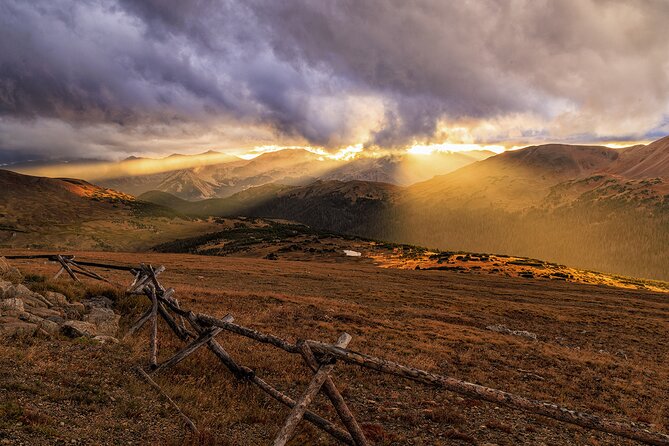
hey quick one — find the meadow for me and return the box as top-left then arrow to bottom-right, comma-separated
1,251 -> 667,445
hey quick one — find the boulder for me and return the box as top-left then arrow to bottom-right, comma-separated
11,284 -> 35,299
63,302 -> 85,320
92,335 -> 119,344
46,315 -> 66,325
81,296 -> 113,312
19,311 -> 44,324
61,321 -> 98,338
44,291 -> 68,307
0,280 -> 14,299
21,294 -> 49,309
27,306 -> 64,320
84,307 -> 120,337
0,298 -> 24,313
0,318 -> 37,336
37,319 -> 61,336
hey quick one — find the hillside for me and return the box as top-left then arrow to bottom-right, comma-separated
2,251 -> 667,445
609,135 -> 669,178
0,170 -> 227,251
0,169 -> 147,230
96,149 -> 494,200
137,136 -> 669,280
405,143 -> 621,210
141,180 -> 401,236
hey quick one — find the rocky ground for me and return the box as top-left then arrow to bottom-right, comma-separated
0,258 -> 120,342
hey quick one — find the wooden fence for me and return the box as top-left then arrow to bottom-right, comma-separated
6,255 -> 669,446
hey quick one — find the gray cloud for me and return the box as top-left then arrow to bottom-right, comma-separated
0,0 -> 668,159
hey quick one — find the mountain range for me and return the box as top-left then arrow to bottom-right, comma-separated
2,136 -> 669,280
135,136 -> 669,279
97,148 -> 493,200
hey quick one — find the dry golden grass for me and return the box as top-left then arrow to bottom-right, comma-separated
2,251 -> 668,445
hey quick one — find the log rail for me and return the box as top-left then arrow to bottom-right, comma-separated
6,255 -> 669,446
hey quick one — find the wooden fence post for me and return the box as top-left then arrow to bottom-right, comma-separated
299,341 -> 369,446
273,333 -> 352,446
149,287 -> 159,369
56,255 -> 80,282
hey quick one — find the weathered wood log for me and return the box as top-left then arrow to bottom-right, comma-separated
71,259 -> 135,271
273,333 -> 352,446
155,288 -> 192,339
56,255 -> 80,282
152,299 -> 241,377
136,366 -> 199,434
66,263 -> 108,281
67,260 -> 121,286
129,270 -> 142,289
138,286 -> 192,340
305,340 -> 669,446
144,264 -> 165,292
158,302 -> 192,341
172,297 -> 187,334
5,254 -> 74,260
6,255 -> 133,271
299,341 -> 369,446
149,288 -> 159,368
68,261 -> 106,280
124,307 -> 153,339
205,338 -> 248,378
65,266 -> 99,280
162,303 -> 203,338
128,265 -> 165,292
195,313 -> 299,353
53,267 -> 65,280
39,258 -> 664,446
154,327 -> 224,373
249,372 -> 354,446
161,288 -> 176,301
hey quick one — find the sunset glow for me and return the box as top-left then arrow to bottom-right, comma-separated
407,143 -> 506,156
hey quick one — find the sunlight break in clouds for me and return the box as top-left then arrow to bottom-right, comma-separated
1,1 -> 668,161
407,143 -> 506,156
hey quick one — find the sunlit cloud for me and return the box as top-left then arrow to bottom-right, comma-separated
407,143 -> 505,156
1,1 -> 667,163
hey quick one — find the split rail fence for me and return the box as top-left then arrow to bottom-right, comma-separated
6,254 -> 669,446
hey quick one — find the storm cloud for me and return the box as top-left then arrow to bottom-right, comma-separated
0,0 -> 668,159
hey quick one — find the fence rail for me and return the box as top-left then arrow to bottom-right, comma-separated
8,255 -> 669,446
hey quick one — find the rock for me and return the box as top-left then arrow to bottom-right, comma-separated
11,284 -> 35,299
46,315 -> 66,325
0,280 -> 14,298
19,311 -> 44,324
21,293 -> 49,309
38,319 -> 61,336
63,302 -> 85,320
27,306 -> 63,320
0,298 -> 24,313
81,296 -> 113,312
92,335 -> 119,344
61,321 -> 98,338
0,316 -> 37,336
84,307 -> 120,337
44,291 -> 68,307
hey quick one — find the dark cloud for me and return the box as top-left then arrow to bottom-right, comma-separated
0,0 -> 667,159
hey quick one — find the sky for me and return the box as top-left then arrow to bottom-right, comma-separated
1,0 -> 668,162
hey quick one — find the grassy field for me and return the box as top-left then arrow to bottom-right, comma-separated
1,251 -> 668,445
